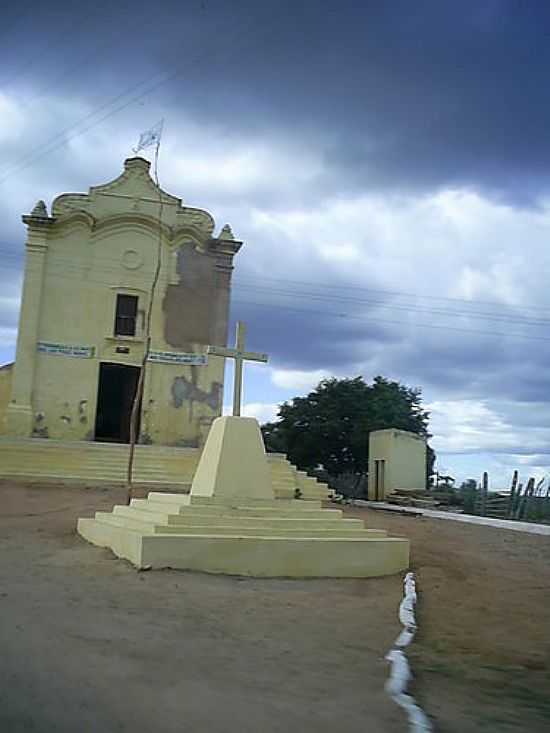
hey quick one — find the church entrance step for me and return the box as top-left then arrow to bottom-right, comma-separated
0,438 -> 333,501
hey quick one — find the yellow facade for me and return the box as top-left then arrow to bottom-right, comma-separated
0,363 -> 13,434
6,158 -> 241,447
368,428 -> 426,500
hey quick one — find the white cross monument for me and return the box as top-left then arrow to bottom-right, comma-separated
207,321 -> 268,416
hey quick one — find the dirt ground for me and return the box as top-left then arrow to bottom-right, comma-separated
1,484 -> 549,732
345,504 -> 550,732
0,483 -> 406,733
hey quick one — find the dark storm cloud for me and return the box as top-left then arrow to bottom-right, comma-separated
231,297 -> 399,371
3,0 -> 550,473
5,1 -> 550,205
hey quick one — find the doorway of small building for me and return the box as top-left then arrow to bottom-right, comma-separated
94,362 -> 141,443
374,459 -> 386,501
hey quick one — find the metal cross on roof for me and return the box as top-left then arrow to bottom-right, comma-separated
207,321 -> 268,417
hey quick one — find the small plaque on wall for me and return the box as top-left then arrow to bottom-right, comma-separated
37,342 -> 95,358
147,350 -> 207,365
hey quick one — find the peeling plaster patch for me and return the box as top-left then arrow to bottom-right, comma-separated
32,412 -> 49,438
60,415 -> 72,424
163,243 -> 230,349
171,376 -> 222,412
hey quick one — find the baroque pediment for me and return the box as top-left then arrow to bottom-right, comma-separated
90,157 -> 181,205
47,158 -> 230,242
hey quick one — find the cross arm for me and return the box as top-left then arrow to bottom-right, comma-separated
207,346 -> 236,359
241,351 -> 268,363
207,345 -> 268,363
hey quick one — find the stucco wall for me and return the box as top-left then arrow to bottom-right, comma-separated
368,429 -> 426,499
0,364 -> 13,435
6,158 -> 240,445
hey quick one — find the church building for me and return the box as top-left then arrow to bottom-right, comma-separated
0,157 -> 241,447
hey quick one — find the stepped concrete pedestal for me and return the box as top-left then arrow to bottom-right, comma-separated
190,416 -> 272,500
77,417 -> 409,577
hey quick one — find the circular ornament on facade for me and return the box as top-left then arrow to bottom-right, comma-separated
122,249 -> 143,270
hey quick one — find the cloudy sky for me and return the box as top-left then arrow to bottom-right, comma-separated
2,0 -> 550,486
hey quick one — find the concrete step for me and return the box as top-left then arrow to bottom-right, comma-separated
0,469 -> 189,487
77,516 -> 409,577
0,438 -> 332,500
147,492 -> 322,509
129,498 -> 341,519
95,513 -> 388,538
112,505 -> 363,529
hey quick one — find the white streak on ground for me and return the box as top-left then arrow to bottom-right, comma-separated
385,572 -> 433,732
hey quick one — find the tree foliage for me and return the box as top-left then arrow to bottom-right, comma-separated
262,376 -> 432,477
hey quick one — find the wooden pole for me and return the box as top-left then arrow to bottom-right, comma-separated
126,143 -> 163,504
481,471 -> 489,516
508,470 -> 518,518
517,477 -> 535,520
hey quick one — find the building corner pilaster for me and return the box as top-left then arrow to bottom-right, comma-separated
6,205 -> 54,437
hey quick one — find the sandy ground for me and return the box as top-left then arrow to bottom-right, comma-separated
2,483 -> 550,732
0,483 -> 406,733
346,504 -> 550,732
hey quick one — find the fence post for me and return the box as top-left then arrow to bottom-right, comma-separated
508,470 -> 518,518
480,472 -> 489,516
517,477 -> 535,520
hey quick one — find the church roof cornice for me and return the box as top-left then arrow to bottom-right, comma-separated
27,158 -> 242,261
50,210 -> 222,247
47,158 -> 219,239
22,199 -> 55,228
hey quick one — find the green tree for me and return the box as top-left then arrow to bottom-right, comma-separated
262,375 -> 432,477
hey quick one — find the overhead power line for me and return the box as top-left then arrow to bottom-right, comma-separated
235,282 -> 550,328
231,298 -> 550,344
2,248 -> 550,329
3,257 -> 550,345
0,6 -> 265,186
235,273 -> 550,315
0,69 -> 175,184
